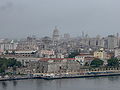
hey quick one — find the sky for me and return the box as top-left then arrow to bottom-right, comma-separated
0,0 -> 120,39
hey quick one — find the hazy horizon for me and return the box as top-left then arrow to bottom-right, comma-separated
0,0 -> 120,39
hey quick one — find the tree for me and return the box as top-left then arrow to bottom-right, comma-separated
107,58 -> 119,67
90,58 -> 104,67
68,51 -> 80,58
84,62 -> 90,66
0,57 -> 22,74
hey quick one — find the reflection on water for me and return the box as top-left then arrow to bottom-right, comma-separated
108,76 -> 120,82
0,76 -> 120,90
2,82 -> 7,89
13,81 -> 17,86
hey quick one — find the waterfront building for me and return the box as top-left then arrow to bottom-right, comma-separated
75,53 -> 94,66
38,58 -> 80,73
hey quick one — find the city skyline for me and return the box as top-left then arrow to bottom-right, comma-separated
0,0 -> 120,38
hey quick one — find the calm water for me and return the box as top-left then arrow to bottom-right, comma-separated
0,76 -> 120,90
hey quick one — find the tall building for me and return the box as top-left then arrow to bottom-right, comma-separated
64,33 -> 70,40
116,33 -> 120,48
107,35 -> 117,50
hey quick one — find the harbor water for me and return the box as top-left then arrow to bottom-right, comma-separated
0,76 -> 120,90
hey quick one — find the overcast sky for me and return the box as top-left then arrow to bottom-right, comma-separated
0,0 -> 120,38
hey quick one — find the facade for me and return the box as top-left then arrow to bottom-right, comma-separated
16,57 -> 40,66
115,49 -> 120,58
40,50 -> 55,58
15,50 -> 38,57
37,58 -> 81,73
75,53 -> 94,66
16,37 -> 38,51
94,48 -> 107,60
3,50 -> 38,57
107,35 -> 118,50
52,27 -> 60,45
0,41 -> 18,52
64,33 -> 70,40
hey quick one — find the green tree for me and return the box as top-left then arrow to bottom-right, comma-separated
90,58 -> 104,67
0,57 -> 21,74
68,51 -> 80,58
84,62 -> 90,66
107,58 -> 119,67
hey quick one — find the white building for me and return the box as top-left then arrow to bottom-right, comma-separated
115,49 -> 120,58
0,40 -> 18,52
75,53 -> 94,66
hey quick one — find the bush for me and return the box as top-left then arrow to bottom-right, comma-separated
107,58 -> 119,67
90,58 -> 104,67
0,57 -> 21,74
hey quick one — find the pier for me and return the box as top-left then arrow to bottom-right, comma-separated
1,68 -> 120,81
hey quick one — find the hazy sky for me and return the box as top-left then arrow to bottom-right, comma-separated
0,0 -> 120,38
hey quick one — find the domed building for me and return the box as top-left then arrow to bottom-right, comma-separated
52,26 -> 60,42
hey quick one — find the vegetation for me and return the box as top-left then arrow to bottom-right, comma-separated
0,57 -> 21,74
107,58 -> 119,67
84,62 -> 90,66
90,58 -> 104,67
68,51 -> 80,58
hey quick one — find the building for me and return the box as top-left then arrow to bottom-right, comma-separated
115,49 -> 120,59
16,37 -> 38,51
107,35 -> 118,50
3,50 -> 38,57
40,50 -> 55,58
75,53 -> 94,66
0,40 -> 18,52
37,58 -> 80,73
64,33 -> 70,40
52,27 -> 60,45
94,48 -> 107,60
16,57 -> 40,66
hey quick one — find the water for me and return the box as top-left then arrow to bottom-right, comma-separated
0,76 -> 120,90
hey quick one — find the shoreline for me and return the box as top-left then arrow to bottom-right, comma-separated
1,72 -> 120,81
0,76 -> 42,81
41,73 -> 120,80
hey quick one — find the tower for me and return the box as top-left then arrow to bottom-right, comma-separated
52,26 -> 60,42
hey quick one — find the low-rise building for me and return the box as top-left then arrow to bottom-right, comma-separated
3,50 -> 38,57
75,53 -> 94,66
37,58 -> 81,73
94,48 -> 108,60
115,49 -> 120,58
40,50 -> 55,58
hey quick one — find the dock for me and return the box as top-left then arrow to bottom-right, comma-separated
1,69 -> 120,81
41,70 -> 120,80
